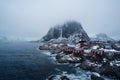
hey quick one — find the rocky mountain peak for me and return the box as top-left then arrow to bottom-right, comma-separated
91,33 -> 114,41
42,21 -> 90,43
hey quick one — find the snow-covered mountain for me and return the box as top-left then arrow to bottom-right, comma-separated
91,33 -> 114,42
41,21 -> 90,43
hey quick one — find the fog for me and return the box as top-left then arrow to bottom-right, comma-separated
0,0 -> 120,40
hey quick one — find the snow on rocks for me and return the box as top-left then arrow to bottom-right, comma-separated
39,40 -> 120,79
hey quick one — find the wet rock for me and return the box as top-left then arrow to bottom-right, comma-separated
91,67 -> 103,74
56,53 -> 65,59
57,59 -> 68,63
112,66 -> 120,79
79,60 -> 92,70
48,75 -> 56,80
92,62 -> 120,79
60,76 -> 70,80
91,74 -> 104,80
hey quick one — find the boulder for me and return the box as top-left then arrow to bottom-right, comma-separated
91,74 -> 104,80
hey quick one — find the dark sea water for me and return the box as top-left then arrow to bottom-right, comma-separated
0,42 -> 75,80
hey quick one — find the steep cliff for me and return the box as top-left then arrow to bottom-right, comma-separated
42,21 -> 90,43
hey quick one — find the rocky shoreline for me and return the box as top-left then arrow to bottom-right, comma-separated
39,42 -> 120,80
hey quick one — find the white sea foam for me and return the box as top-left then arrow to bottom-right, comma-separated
42,51 -> 51,56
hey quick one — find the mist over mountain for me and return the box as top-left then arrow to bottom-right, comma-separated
41,21 -> 90,43
90,33 -> 114,41
0,35 -> 27,42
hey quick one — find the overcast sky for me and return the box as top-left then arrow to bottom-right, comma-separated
0,0 -> 120,40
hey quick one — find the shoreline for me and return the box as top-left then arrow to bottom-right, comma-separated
39,42 -> 120,80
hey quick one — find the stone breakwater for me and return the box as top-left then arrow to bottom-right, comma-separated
39,42 -> 120,80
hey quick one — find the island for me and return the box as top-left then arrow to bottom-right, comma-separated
39,21 -> 120,80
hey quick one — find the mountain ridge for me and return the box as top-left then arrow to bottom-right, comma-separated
41,21 -> 90,43
90,33 -> 114,41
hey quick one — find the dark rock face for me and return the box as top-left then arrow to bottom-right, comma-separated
42,21 -> 90,42
60,76 -> 70,80
91,74 -> 104,80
